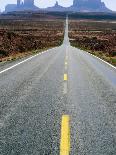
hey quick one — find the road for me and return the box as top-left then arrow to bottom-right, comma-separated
0,18 -> 116,155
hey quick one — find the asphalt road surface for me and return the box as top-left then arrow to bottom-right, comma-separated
0,18 -> 116,155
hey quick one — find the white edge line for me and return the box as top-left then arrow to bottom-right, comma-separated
0,53 -> 39,74
75,46 -> 116,70
0,48 -> 55,75
88,52 -> 116,70
72,46 -> 116,70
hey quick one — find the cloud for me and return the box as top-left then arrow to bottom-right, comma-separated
102,0 -> 116,11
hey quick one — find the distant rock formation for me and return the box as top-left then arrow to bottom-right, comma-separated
5,4 -> 17,12
45,0 -> 111,12
5,0 -> 111,13
70,0 -> 110,12
5,0 -> 39,12
45,1 -> 66,12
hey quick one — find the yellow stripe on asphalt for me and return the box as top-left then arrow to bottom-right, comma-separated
60,115 -> 70,155
65,62 -> 68,65
64,74 -> 68,81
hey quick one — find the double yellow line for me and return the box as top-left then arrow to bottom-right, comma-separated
60,115 -> 70,155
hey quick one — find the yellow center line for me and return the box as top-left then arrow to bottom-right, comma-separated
60,115 -> 70,155
65,62 -> 68,65
64,74 -> 68,81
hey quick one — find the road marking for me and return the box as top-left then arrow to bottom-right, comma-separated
0,53 -> 43,74
89,52 -> 116,70
60,115 -> 70,155
65,61 -> 68,70
0,56 -> 38,74
77,48 -> 116,70
0,47 -> 58,75
64,74 -> 68,81
63,82 -> 68,94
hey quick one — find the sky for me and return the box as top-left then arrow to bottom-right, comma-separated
0,0 -> 116,12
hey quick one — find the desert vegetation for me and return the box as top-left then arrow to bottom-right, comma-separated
69,20 -> 116,66
0,14 -> 64,62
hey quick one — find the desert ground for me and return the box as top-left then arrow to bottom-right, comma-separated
69,19 -> 116,66
0,14 -> 64,62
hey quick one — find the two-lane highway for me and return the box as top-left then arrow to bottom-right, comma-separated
0,18 -> 116,155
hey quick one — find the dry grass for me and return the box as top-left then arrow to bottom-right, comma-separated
69,20 -> 116,66
0,16 -> 64,62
